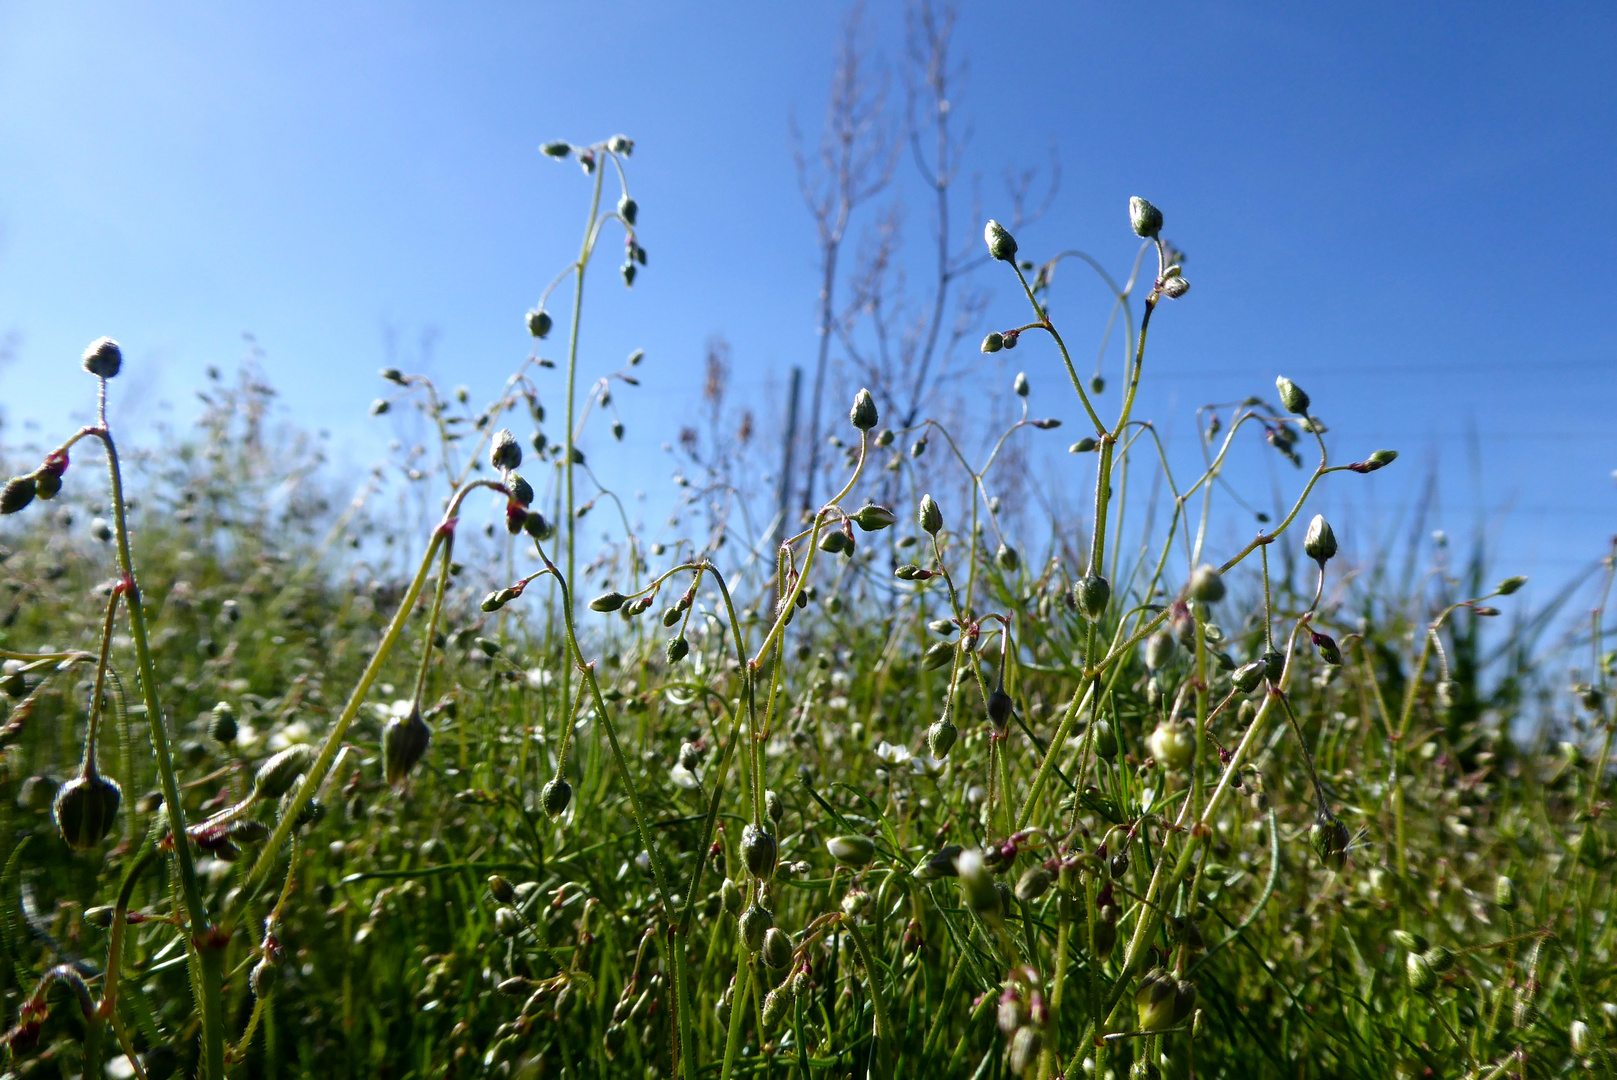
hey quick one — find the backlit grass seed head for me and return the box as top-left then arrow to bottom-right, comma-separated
1275,376 -> 1311,415
738,904 -> 772,952
849,388 -> 878,431
526,308 -> 553,339
927,717 -> 958,758
81,336 -> 123,379
1129,197 -> 1163,239
827,835 -> 876,867
53,768 -> 122,849
919,493 -> 944,535
541,778 -> 572,818
1304,514 -> 1337,564
741,823 -> 777,879
382,704 -> 431,787
984,220 -> 1018,262
1075,575 -> 1110,621
490,429 -> 522,471
252,745 -> 313,802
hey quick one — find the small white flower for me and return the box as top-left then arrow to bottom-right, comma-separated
268,719 -> 312,751
670,763 -> 702,791
525,667 -> 552,690
909,754 -> 947,778
874,741 -> 911,765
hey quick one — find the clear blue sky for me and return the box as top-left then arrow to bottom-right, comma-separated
1,1 -> 1613,605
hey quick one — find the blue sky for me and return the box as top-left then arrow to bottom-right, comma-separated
1,1 -> 1613,608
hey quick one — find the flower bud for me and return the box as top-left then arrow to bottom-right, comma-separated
1275,376 -> 1310,416
82,337 -> 123,379
1129,197 -> 1163,239
524,510 -> 552,540
1069,437 -> 1098,453
761,988 -> 788,1031
1092,720 -> 1119,760
1008,1026 -> 1042,1075
982,332 -> 1004,353
996,543 -> 1020,572
918,494 -> 943,535
541,140 -> 571,158
1013,372 -> 1030,397
495,906 -> 523,937
1188,565 -> 1225,603
854,504 -> 897,531
956,849 -> 1000,917
1494,874 -> 1517,911
1422,945 -> 1454,973
665,635 -> 690,664
526,308 -> 553,339
1075,575 -> 1110,621
1496,576 -> 1527,596
1405,951 -> 1437,994
589,591 -> 627,612
849,388 -> 878,432
250,956 -> 279,998
827,835 -> 875,867
1312,631 -> 1342,666
984,220 -> 1018,262
720,878 -> 743,915
488,430 -> 522,473
921,640 -> 954,670
1145,631 -> 1175,670
54,768 -> 122,849
1015,865 -> 1052,902
1304,514 -> 1337,564
541,777 -> 572,818
738,904 -> 772,952
1362,449 -> 1397,471
741,823 -> 777,879
987,687 -> 1013,730
617,194 -> 638,225
506,474 -> 534,507
1147,721 -> 1194,770
1,475 -> 37,515
762,927 -> 793,970
927,717 -> 957,758
252,745 -> 313,802
488,874 -> 515,904
208,701 -> 237,746
1310,810 -> 1350,871
1570,1019 -> 1591,1055
32,470 -> 61,500
1161,276 -> 1190,299
1135,969 -> 1178,1030
382,704 -> 431,786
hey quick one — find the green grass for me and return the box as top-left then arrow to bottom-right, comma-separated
0,143 -> 1611,1080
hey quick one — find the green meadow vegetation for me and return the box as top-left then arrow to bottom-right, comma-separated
0,135 -> 1611,1080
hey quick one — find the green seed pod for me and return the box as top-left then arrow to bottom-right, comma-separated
910,435 -> 928,458
505,473 -> 534,507
1008,1026 -> 1042,1076
741,823 -> 777,879
1496,575 -> 1527,596
982,332 -> 1004,353
1405,951 -> 1437,994
1304,514 -> 1337,564
1129,197 -> 1163,239
762,927 -> 793,970
1075,575 -> 1110,621
919,493 -> 944,535
987,687 -> 1013,730
602,1022 -> 627,1059
1145,630 -> 1175,670
32,469 -> 61,500
661,605 -> 682,628
250,956 -> 278,998
1363,449 -> 1397,471
1015,865 -> 1052,902
1147,721 -> 1194,770
761,988 -> 788,1031
1275,376 -> 1310,416
209,701 -> 237,746
1310,811 -> 1350,871
1172,979 -> 1198,1024
1189,564 -> 1225,603
849,388 -> 879,432
666,636 -> 690,664
524,510 -> 553,540
1262,650 -> 1285,683
922,640 -> 955,671
818,529 -> 849,555
82,336 -> 123,378
1,475 -> 37,515
251,745 -> 312,802
738,904 -> 772,952
382,704 -> 431,787
927,717 -> 957,758
996,543 -> 1020,572
589,591 -> 627,612
827,835 -> 876,867
541,778 -> 572,818
1069,437 -> 1098,453
1013,371 -> 1030,397
720,878 -> 743,916
1092,720 -> 1119,760
1313,632 -> 1343,666
1494,875 -> 1517,912
488,874 -> 515,904
490,428 -> 522,470
854,504 -> 897,531
956,849 -> 1000,917
1231,661 -> 1265,694
526,308 -> 553,339
495,906 -> 523,937
1135,968 -> 1178,1030
984,219 -> 1019,261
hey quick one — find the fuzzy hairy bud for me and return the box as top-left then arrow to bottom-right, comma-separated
1304,514 -> 1337,564
252,745 -> 313,802
1129,197 -> 1163,239
82,337 -> 123,379
54,768 -> 122,849
382,704 -> 431,786
1275,376 -> 1310,416
984,219 -> 1018,262
918,493 -> 944,536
